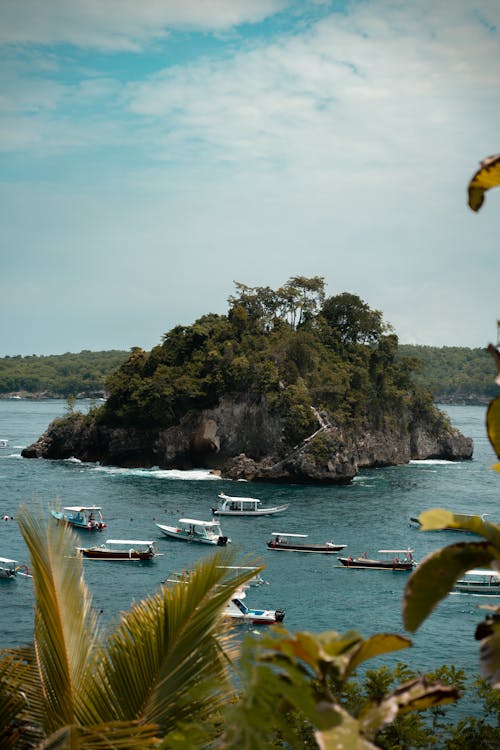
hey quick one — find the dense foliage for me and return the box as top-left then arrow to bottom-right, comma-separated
0,350 -> 128,397
398,345 -> 496,403
98,278 -> 438,444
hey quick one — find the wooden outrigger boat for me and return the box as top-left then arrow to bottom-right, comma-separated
338,549 -> 416,571
267,532 -> 346,554
155,518 -> 230,546
51,505 -> 106,531
78,539 -> 161,561
213,492 -> 288,516
0,557 -> 31,579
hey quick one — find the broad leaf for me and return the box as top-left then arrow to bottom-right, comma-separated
418,508 -> 500,547
403,542 -> 498,631
345,634 -> 411,678
475,613 -> 500,688
359,677 -> 459,739
315,704 -> 378,750
487,394 -> 500,460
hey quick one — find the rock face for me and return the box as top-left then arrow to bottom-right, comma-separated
21,395 -> 473,483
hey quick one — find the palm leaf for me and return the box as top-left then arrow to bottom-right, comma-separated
468,153 -> 500,211
17,507 -> 102,734
88,550 -> 260,736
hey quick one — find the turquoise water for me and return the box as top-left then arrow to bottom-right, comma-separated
0,399 -> 498,713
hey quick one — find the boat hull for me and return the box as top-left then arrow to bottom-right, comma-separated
80,549 -> 155,561
213,506 -> 288,516
338,557 -> 414,571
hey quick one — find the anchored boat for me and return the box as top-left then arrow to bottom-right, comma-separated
155,518 -> 230,545
338,549 -> 416,571
51,506 -> 106,531
267,532 -> 346,553
453,569 -> 500,594
78,539 -> 161,561
213,492 -> 288,516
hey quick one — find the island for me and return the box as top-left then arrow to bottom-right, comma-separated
22,277 -> 472,483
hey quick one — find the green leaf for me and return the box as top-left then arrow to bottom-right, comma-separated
315,704 -> 379,749
403,541 -> 498,632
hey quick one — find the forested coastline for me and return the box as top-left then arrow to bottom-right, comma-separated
0,343 -> 494,405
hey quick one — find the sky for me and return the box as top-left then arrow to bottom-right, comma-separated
1,0 -> 499,356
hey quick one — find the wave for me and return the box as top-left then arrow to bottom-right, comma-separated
409,459 -> 457,466
89,466 -> 223,481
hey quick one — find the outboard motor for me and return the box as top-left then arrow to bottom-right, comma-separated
274,608 -> 285,623
217,535 -> 228,546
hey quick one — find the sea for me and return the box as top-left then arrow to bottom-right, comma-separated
0,399 -> 498,717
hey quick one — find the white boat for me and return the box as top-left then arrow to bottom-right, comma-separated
0,557 -> 18,579
267,532 -> 347,554
224,589 -> 285,625
78,539 -> 161,561
51,506 -> 106,531
212,492 -> 288,516
453,569 -> 500,594
155,518 -> 230,545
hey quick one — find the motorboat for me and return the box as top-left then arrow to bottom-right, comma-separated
409,513 -> 488,531
212,492 -> 288,516
224,588 -> 285,625
78,539 -> 161,561
155,518 -> 230,545
453,569 -> 500,594
0,557 -> 18,579
51,506 -> 106,531
267,532 -> 346,553
338,549 -> 416,571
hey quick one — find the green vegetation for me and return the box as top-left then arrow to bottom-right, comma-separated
0,350 -> 128,397
98,278 -> 437,447
398,345 -> 496,403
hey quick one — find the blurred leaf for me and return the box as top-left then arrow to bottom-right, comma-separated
403,542 -> 498,632
475,613 -> 500,688
487,394 -> 500,460
359,678 -> 459,739
345,634 -> 411,678
468,154 -> 500,211
418,509 -> 500,547
315,704 -> 379,749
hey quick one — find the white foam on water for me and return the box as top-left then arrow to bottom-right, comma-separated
409,459 -> 457,466
90,465 -> 222,481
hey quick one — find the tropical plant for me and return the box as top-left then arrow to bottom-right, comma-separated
402,156 -> 500,687
0,507 -> 259,749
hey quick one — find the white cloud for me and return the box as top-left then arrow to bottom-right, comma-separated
0,0 -> 287,50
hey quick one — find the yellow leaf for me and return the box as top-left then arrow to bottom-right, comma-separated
487,395 -> 500,459
468,154 -> 500,211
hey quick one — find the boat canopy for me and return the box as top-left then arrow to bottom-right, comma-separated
378,549 -> 414,553
105,539 -> 155,546
63,506 -> 102,512
0,557 -> 17,564
463,568 -> 500,576
220,494 -> 261,504
179,518 -> 220,527
271,532 -> 308,539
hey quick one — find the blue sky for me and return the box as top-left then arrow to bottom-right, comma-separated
1,0 -> 499,356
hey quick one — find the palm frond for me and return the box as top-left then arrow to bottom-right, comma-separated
89,550 -> 260,735
17,506 -> 102,734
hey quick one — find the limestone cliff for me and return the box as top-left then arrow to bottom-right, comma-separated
21,395 -> 473,483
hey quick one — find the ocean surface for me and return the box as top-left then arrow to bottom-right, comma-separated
1,399 -> 498,716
